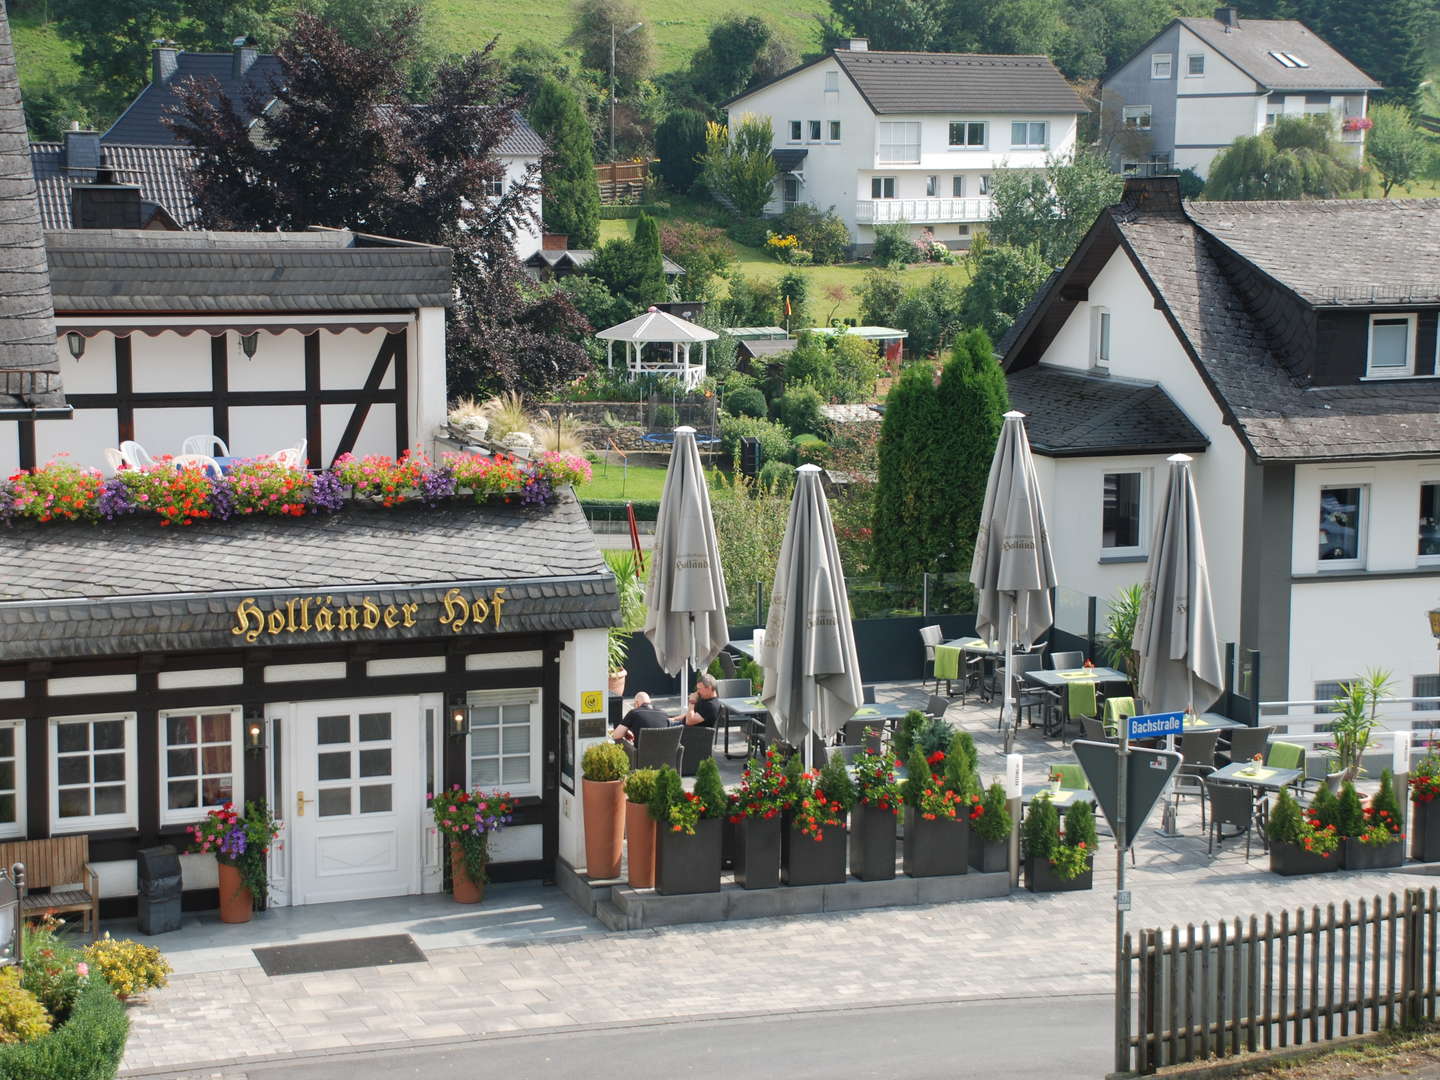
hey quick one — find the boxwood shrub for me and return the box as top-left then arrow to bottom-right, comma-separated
580,498 -> 661,521
0,976 -> 128,1080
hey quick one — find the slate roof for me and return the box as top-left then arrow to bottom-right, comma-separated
526,248 -> 684,277
832,50 -> 1087,115
44,227 -> 453,313
105,51 -> 285,145
1006,366 -> 1208,456
0,5 -> 64,416
0,496 -> 617,660
1185,199 -> 1440,306
1175,17 -> 1380,92
30,142 -> 197,229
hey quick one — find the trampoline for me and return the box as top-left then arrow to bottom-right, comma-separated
641,431 -> 719,446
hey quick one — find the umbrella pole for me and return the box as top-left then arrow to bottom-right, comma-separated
1002,607 -> 1016,742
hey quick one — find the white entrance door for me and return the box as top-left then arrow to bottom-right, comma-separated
290,697 -> 422,905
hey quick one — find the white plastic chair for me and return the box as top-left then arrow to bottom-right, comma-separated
271,447 -> 303,468
181,434 -> 230,458
170,454 -> 222,478
102,448 -> 125,475
118,440 -> 154,469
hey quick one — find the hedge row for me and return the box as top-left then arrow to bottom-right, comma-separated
0,977 -> 129,1080
580,498 -> 661,521
597,204 -> 668,219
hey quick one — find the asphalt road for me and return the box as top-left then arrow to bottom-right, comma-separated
212,995 -> 1114,1080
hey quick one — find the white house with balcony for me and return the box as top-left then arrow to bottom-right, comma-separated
1099,6 -> 1380,178
724,41 -> 1087,252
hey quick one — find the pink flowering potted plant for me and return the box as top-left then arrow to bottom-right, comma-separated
427,786 -> 514,903
187,800 -> 282,923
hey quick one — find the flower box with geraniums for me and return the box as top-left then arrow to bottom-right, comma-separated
970,782 -> 1014,874
624,768 -> 660,889
1267,787 -> 1338,876
1023,796 -> 1095,892
730,749 -> 790,890
428,785 -> 514,903
651,760 -> 726,895
187,800 -> 282,923
1339,771 -> 1405,870
900,741 -> 976,879
849,747 -> 903,880
1410,752 -> 1440,862
783,756 -> 856,887
580,741 -> 630,881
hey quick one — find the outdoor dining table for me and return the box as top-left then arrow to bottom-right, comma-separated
1210,760 -> 1303,836
850,703 -> 911,724
1022,666 -> 1131,691
1020,785 -> 1097,808
1182,712 -> 1246,732
934,637 -> 1000,696
727,640 -> 756,661
718,695 -> 768,758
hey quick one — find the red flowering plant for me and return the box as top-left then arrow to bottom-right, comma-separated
226,458 -> 315,516
727,748 -> 792,823
1268,787 -> 1336,858
448,451 -> 526,500
427,785 -> 515,884
118,462 -> 217,526
1358,770 -> 1405,846
7,459 -> 104,522
187,800 -> 283,907
853,748 -> 903,814
1409,752 -> 1440,803
793,756 -> 856,841
334,450 -> 424,506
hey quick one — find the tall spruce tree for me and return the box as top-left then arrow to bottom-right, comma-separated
873,363 -> 947,582
632,212 -> 669,308
528,77 -> 600,247
935,329 -> 1010,579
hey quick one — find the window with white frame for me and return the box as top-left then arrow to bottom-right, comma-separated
161,707 -> 241,825
467,690 -> 541,798
828,120 -> 841,142
926,174 -> 938,197
1092,307 -> 1112,368
1010,121 -> 1048,148
483,178 -> 503,197
1318,484 -> 1366,566
782,175 -> 800,203
1102,472 -> 1145,554
1367,314 -> 1416,377
948,121 -> 986,147
978,174 -> 991,195
0,722 -> 23,838
1187,54 -> 1205,76
952,175 -> 965,197
871,176 -> 896,199
1122,105 -> 1152,130
1151,53 -> 1172,79
1419,483 -> 1440,562
825,70 -> 839,92
808,119 -> 821,142
789,120 -> 802,141
878,121 -> 920,163
52,714 -> 136,831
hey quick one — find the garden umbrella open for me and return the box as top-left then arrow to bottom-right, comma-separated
969,411 -> 1057,739
642,426 -> 729,701
758,464 -> 862,769
1133,454 -> 1223,715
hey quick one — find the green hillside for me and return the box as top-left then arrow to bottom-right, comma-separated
11,13 -> 81,96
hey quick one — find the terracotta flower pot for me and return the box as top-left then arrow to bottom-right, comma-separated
583,777 -> 625,880
216,860 -> 253,924
450,840 -> 486,904
626,800 -> 656,888
608,669 -> 627,696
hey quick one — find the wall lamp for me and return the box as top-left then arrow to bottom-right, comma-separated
448,695 -> 470,738
65,332 -> 85,361
240,332 -> 260,360
244,706 -> 267,752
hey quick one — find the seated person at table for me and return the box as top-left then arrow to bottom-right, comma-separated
679,673 -> 723,728
613,692 -> 672,742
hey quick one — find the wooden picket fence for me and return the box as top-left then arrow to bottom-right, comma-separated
595,161 -> 650,204
1120,888 -> 1440,1074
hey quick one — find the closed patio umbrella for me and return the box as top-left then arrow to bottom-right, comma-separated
759,464 -> 862,769
969,411 -> 1057,748
643,426 -> 729,701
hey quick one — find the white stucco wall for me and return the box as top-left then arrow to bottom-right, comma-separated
557,625 -> 613,872
502,154 -> 544,258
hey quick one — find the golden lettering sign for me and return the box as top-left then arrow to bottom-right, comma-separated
230,587 -> 506,643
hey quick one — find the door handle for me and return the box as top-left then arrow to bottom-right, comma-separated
296,791 -> 315,816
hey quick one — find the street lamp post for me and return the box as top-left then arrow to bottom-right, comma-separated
610,21 -> 643,162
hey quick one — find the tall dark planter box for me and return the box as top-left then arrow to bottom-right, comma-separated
1341,838 -> 1405,871
734,816 -> 781,889
969,837 -> 1009,874
782,815 -> 849,886
903,807 -> 969,878
1024,854 -> 1093,893
849,803 -> 899,881
1269,840 -> 1338,877
655,818 -> 722,895
1412,799 -> 1440,863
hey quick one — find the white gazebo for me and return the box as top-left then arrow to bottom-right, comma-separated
595,307 -> 718,390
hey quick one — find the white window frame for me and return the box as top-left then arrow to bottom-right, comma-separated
1418,480 -> 1440,566
828,120 -> 841,142
978,174 -> 991,195
1186,54 -> 1206,77
1366,313 -> 1417,378
947,120 -> 987,148
877,121 -> 920,164
158,706 -> 244,827
1101,470 -> 1148,557
0,721 -> 24,840
466,689 -> 542,799
1151,53 -> 1173,79
50,713 -> 137,833
825,70 -> 839,93
1091,307 -> 1112,369
782,175 -> 800,203
1010,121 -> 1048,149
483,178 -> 504,198
1317,483 -> 1368,570
925,174 -> 938,197
808,119 -> 822,143
1122,105 -> 1152,131
788,120 -> 802,142
951,174 -> 965,197
871,176 -> 896,199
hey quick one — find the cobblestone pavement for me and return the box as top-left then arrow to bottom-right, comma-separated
121,689 -> 1439,1078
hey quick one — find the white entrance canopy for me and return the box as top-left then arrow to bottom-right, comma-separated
595,307 -> 719,390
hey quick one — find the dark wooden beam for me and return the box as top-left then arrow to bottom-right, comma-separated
304,334 -> 322,468
393,331 -> 409,457
115,336 -> 134,443
331,333 -> 400,465
210,335 -> 230,447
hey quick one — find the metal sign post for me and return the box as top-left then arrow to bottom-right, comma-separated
1114,723 -> 1130,1075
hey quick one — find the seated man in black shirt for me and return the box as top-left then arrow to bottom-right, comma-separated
612,692 -> 673,743
681,673 -> 724,728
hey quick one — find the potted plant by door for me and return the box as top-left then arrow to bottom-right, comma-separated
730,749 -> 790,889
623,769 -> 659,888
428,785 -> 515,903
784,756 -> 856,886
652,760 -> 726,895
1023,796 -> 1095,892
1410,752 -> 1440,862
849,747 -> 903,880
901,745 -> 970,877
187,800 -> 282,923
1339,772 -> 1405,870
581,741 -> 630,880
970,782 -> 1013,873
1267,787 -> 1338,876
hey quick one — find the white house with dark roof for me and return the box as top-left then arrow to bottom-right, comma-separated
1100,6 -> 1380,178
1001,176 -> 1440,708
723,40 -> 1087,251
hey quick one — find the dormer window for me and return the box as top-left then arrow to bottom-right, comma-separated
1367,314 -> 1416,377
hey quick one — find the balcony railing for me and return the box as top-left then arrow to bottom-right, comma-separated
856,197 -> 994,225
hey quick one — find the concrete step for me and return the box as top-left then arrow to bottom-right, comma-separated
594,899 -> 633,931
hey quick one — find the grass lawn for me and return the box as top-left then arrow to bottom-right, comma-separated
575,460 -> 669,501
11,12 -> 82,101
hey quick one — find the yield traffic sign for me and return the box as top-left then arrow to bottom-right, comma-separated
1072,739 -> 1181,848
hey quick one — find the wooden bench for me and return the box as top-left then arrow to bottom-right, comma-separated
0,837 -> 100,934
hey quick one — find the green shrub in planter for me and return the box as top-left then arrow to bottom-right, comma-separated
944,731 -> 980,799
0,976 -> 128,1080
624,768 -> 659,805
1022,794 -> 1059,863
970,782 -> 1013,873
1335,781 -> 1366,839
582,741 -> 630,782
893,711 -> 925,762
647,765 -> 684,826
916,715 -> 955,759
1063,799 -> 1097,851
1308,784 -> 1340,831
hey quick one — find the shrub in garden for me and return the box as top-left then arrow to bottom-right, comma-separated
916,715 -> 955,759
775,204 -> 850,265
758,460 -> 795,492
795,756 -> 857,839
581,740 -> 630,782
871,221 -> 920,267
943,730 -> 980,799
1051,803 -> 1095,880
624,768 -> 659,805
1367,770 -> 1404,841
0,969 -> 50,1044
1022,794 -> 1060,862
21,920 -> 87,1019
654,403 -> 680,429
1063,799 -> 1097,850
647,765 -> 684,826
893,710 -> 925,762
82,937 -> 171,1000
792,433 -> 827,465
719,414 -> 792,471
902,744 -> 932,806
776,385 -> 826,437
0,975 -> 128,1080
694,758 -> 728,822
973,782 -> 1012,845
1335,782 -> 1366,838
1268,787 -> 1304,845
852,749 -> 902,813
724,386 -> 767,419
1309,784 -> 1340,831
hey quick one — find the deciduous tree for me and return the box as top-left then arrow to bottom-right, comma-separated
568,0 -> 652,91
1366,103 -> 1430,196
1205,115 -> 1362,200
987,152 -> 1124,269
700,114 -> 778,219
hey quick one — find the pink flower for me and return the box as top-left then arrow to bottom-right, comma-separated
75,962 -> 88,977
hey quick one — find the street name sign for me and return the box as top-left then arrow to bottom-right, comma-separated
1125,711 -> 1183,740
1071,739 -> 1182,848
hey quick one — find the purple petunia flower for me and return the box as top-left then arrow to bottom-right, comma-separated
308,470 -> 344,514
420,464 -> 456,506
520,476 -> 552,507
97,477 -> 137,520
208,475 -> 236,522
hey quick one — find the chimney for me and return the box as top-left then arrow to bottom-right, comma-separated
232,36 -> 258,79
70,185 -> 143,230
1122,175 -> 1183,212
62,125 -> 101,182
152,40 -> 178,85
541,233 -> 569,250
848,38 -> 869,51
1214,6 -> 1239,28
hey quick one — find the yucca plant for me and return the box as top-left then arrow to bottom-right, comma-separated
1102,583 -> 1143,683
604,549 -> 647,675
